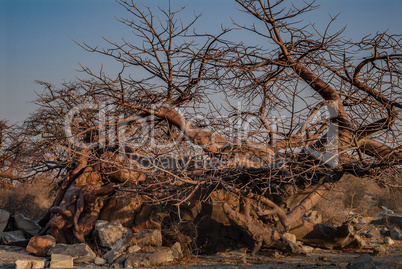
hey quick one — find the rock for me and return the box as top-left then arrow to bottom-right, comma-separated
0,209 -> 10,232
282,232 -> 297,244
132,229 -> 162,248
47,243 -> 96,263
389,227 -> 402,240
171,242 -> 182,258
126,245 -> 141,254
26,235 -> 56,256
49,254 -> 74,268
94,257 -> 106,265
347,254 -> 377,269
379,227 -> 389,236
384,236 -> 395,245
0,230 -> 28,246
301,245 -> 314,253
373,245 -> 386,256
103,249 -> 121,265
93,221 -> 133,251
111,254 -> 128,268
15,259 -> 45,269
371,214 -> 402,229
125,247 -> 175,267
13,213 -> 41,236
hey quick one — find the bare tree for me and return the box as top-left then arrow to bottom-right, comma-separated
27,0 -> 401,254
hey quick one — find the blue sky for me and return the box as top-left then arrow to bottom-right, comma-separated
1,0 -> 401,123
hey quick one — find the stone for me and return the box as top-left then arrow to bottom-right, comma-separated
301,245 -> 315,253
125,247 -> 175,267
47,243 -> 96,263
282,232 -> 297,244
49,254 -> 74,268
373,245 -> 386,256
171,242 -> 182,258
389,227 -> 402,240
26,235 -> 56,256
13,213 -> 41,236
111,254 -> 128,268
93,221 -> 133,251
103,249 -> 121,265
15,259 -> 45,269
371,214 -> 402,229
0,209 -> 10,232
126,245 -> 141,254
0,230 -> 28,246
379,227 -> 388,236
347,254 -> 377,269
94,257 -> 106,265
384,236 -> 395,245
132,229 -> 162,248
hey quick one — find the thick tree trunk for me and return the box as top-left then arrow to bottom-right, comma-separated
222,202 -> 305,255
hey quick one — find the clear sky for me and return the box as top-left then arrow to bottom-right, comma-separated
1,0 -> 401,123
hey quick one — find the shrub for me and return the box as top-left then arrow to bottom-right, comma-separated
0,176 -> 57,220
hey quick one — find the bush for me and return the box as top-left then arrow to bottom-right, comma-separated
313,174 -> 402,225
0,176 -> 57,220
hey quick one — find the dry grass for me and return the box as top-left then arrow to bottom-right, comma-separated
313,174 -> 402,225
0,175 -> 57,220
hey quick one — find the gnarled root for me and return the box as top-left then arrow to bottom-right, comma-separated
222,202 -> 305,255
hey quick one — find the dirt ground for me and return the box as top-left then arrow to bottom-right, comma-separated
1,245 -> 402,269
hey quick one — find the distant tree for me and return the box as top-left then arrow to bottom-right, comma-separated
26,0 -> 401,253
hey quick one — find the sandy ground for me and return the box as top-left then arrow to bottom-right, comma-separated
1,245 -> 401,268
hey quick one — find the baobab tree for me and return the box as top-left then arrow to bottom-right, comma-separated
28,0 -> 401,254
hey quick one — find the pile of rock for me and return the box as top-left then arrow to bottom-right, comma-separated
92,220 -> 182,268
1,206 -> 402,268
0,209 -> 41,247
0,209 -> 183,268
288,210 -> 402,254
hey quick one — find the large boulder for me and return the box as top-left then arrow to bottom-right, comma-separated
0,209 -> 10,232
0,230 -> 29,247
26,235 -> 56,256
47,243 -> 96,263
13,213 -> 41,236
93,221 -> 133,251
124,242 -> 182,268
132,229 -> 162,248
125,247 -> 175,267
